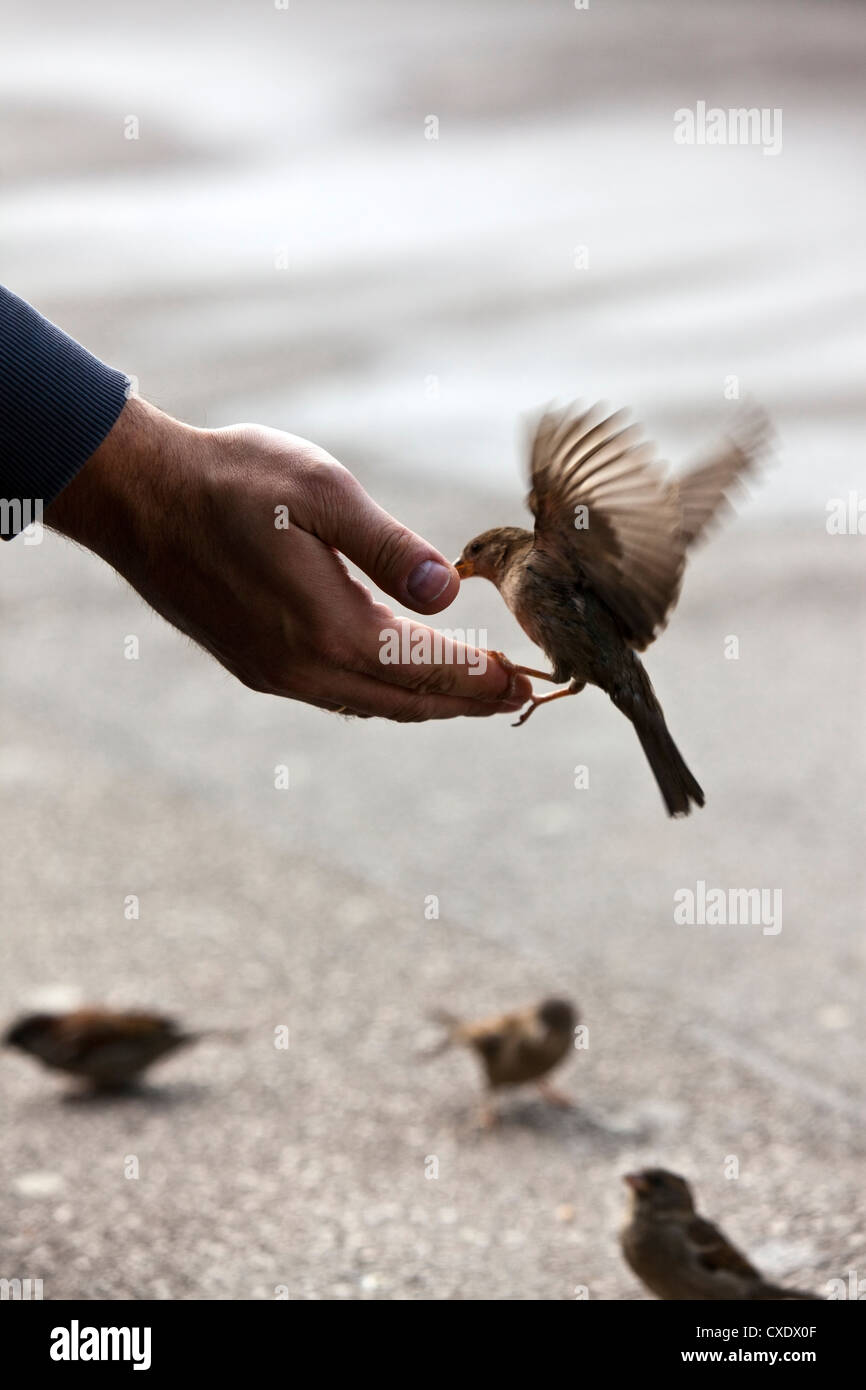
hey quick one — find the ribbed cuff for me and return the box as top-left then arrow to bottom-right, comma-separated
1,285 -> 130,539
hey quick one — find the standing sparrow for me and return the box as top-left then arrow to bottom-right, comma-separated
4,1008 -> 214,1089
428,996 -> 577,1126
620,1168 -> 818,1300
455,403 -> 768,815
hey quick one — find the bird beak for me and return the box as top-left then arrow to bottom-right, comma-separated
454,558 -> 474,578
624,1173 -> 649,1194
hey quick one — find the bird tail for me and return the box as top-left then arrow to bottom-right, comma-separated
612,659 -> 705,817
193,1027 -> 248,1044
420,1009 -> 463,1059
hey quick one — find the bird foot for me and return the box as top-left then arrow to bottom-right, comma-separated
512,696 -> 542,727
537,1080 -> 573,1109
511,686 -> 578,727
486,650 -> 558,698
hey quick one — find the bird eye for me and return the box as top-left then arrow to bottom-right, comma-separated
469,541 -> 482,556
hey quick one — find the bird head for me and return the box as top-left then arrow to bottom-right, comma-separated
3,1013 -> 56,1054
623,1168 -> 695,1216
537,997 -> 576,1033
454,526 -> 532,586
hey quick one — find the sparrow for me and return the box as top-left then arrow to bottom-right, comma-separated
620,1168 -> 819,1300
3,1008 -> 222,1090
455,403 -> 769,815
428,996 -> 577,1126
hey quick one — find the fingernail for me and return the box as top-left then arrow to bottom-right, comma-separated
407,559 -> 452,603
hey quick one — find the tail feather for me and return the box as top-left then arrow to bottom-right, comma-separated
611,660 -> 705,817
427,1008 -> 461,1031
419,1009 -> 463,1060
631,708 -> 705,817
195,1027 -> 248,1043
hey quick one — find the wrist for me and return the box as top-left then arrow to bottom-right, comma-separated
45,395 -> 200,568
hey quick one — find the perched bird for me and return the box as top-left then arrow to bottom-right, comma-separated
428,997 -> 577,1126
620,1168 -> 819,1300
455,403 -> 769,815
3,1008 -> 215,1090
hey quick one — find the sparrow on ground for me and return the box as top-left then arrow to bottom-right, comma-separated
620,1168 -> 819,1300
428,997 -> 577,1126
3,1008 -> 221,1090
455,403 -> 769,815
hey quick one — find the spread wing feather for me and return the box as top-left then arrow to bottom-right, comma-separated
677,407 -> 771,546
527,404 -> 685,650
527,402 -> 770,650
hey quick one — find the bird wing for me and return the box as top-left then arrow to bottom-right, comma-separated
63,1010 -> 177,1043
472,1030 -> 504,1062
515,1029 -> 568,1074
462,1015 -> 512,1057
677,407 -> 771,547
526,404 -> 686,651
687,1215 -> 762,1281
58,1011 -> 180,1063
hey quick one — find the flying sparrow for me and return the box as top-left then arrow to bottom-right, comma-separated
3,1008 -> 223,1090
455,403 -> 768,815
620,1168 -> 819,1300
428,996 -> 577,1126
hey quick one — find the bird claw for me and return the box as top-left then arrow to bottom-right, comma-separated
485,649 -> 519,703
485,651 -> 561,714
512,684 -> 581,726
512,697 -> 541,728
538,1080 -> 574,1109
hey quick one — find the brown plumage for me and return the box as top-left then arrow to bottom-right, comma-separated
455,402 -> 769,815
429,997 -> 577,1124
620,1169 -> 819,1301
4,1008 -> 205,1089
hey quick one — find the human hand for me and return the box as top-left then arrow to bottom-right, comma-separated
46,397 -> 532,721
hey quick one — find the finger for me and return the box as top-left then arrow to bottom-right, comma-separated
353,615 -> 535,704
301,666 -> 528,723
311,470 -> 459,614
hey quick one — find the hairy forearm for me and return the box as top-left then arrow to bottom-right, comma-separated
46,396 -> 198,573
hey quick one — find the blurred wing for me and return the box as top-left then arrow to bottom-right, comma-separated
527,404 -> 685,650
65,1009 -> 175,1039
469,1029 -> 504,1062
464,1009 -> 528,1057
677,407 -> 771,547
688,1216 -> 761,1281
61,1011 -> 178,1057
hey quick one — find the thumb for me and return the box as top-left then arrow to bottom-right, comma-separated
317,470 -> 459,614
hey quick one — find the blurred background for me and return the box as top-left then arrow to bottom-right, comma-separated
1,0 -> 864,1299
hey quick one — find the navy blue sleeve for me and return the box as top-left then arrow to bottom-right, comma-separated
0,286 -> 130,539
